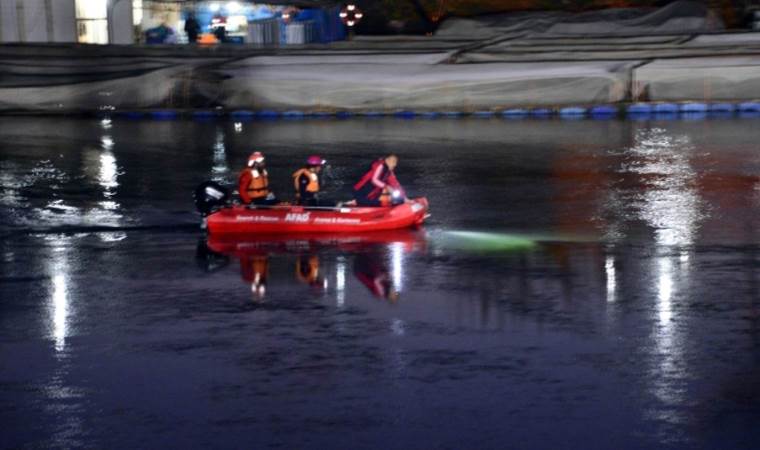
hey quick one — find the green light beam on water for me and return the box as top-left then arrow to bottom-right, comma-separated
436,231 -> 537,252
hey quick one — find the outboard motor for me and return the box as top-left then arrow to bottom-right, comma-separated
194,181 -> 230,216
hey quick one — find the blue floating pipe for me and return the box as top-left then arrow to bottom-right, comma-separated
627,103 -> 652,115
589,105 -> 617,118
473,110 -> 495,118
531,108 -> 552,117
335,111 -> 353,119
150,110 -> 178,120
502,108 -> 528,117
193,110 -> 218,119
653,103 -> 678,114
394,110 -> 416,119
420,111 -> 439,118
680,103 -> 707,113
282,110 -> 305,118
738,102 -> 760,113
559,106 -> 587,117
230,110 -> 255,119
443,111 -> 463,117
257,110 -> 280,119
709,103 -> 735,113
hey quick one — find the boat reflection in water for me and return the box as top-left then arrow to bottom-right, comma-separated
198,230 -> 427,303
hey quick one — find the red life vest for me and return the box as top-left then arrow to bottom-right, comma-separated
354,159 -> 398,200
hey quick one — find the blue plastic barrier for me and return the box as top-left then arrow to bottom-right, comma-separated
335,111 -> 353,119
420,112 -> 439,118
150,110 -> 178,119
627,103 -> 652,115
531,108 -> 552,117
230,110 -> 255,119
738,102 -> 760,113
257,110 -> 280,119
680,103 -> 707,113
501,108 -> 528,117
653,103 -> 678,114
282,110 -> 305,118
709,103 -> 735,113
394,110 -> 416,119
559,106 -> 587,117
473,110 -> 495,118
442,111 -> 463,117
589,105 -> 617,118
192,111 -> 218,119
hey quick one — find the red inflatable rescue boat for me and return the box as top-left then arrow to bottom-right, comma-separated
205,198 -> 429,235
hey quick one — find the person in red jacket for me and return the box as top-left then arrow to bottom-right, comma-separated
238,151 -> 277,205
353,154 -> 406,207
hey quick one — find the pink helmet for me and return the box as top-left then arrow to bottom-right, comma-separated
307,155 -> 325,166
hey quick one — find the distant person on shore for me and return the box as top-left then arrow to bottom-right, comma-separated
238,152 -> 277,205
353,154 -> 406,207
184,13 -> 201,44
292,155 -> 326,206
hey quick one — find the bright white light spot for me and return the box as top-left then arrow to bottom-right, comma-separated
52,274 -> 68,352
657,257 -> 673,324
605,255 -> 616,303
234,122 -> 243,133
390,242 -> 404,292
347,20 -> 355,26
99,152 -> 118,190
209,3 -> 220,12
336,260 -> 346,307
100,118 -> 112,129
101,136 -> 113,150
347,4 -> 356,11
227,1 -> 241,13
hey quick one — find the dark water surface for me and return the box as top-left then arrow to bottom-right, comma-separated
2,117 -> 760,449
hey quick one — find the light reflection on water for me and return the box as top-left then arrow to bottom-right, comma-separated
622,126 -> 702,431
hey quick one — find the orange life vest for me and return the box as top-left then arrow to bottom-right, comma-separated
292,168 -> 319,194
244,168 -> 269,200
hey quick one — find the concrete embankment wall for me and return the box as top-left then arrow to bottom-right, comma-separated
1,35 -> 759,113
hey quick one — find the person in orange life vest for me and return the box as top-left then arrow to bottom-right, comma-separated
292,155 -> 325,206
238,151 -> 277,205
353,154 -> 407,207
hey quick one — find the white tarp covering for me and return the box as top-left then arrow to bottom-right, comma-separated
633,56 -> 760,101
218,59 -> 631,109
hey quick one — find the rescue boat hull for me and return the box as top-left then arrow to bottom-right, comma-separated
206,197 -> 429,235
